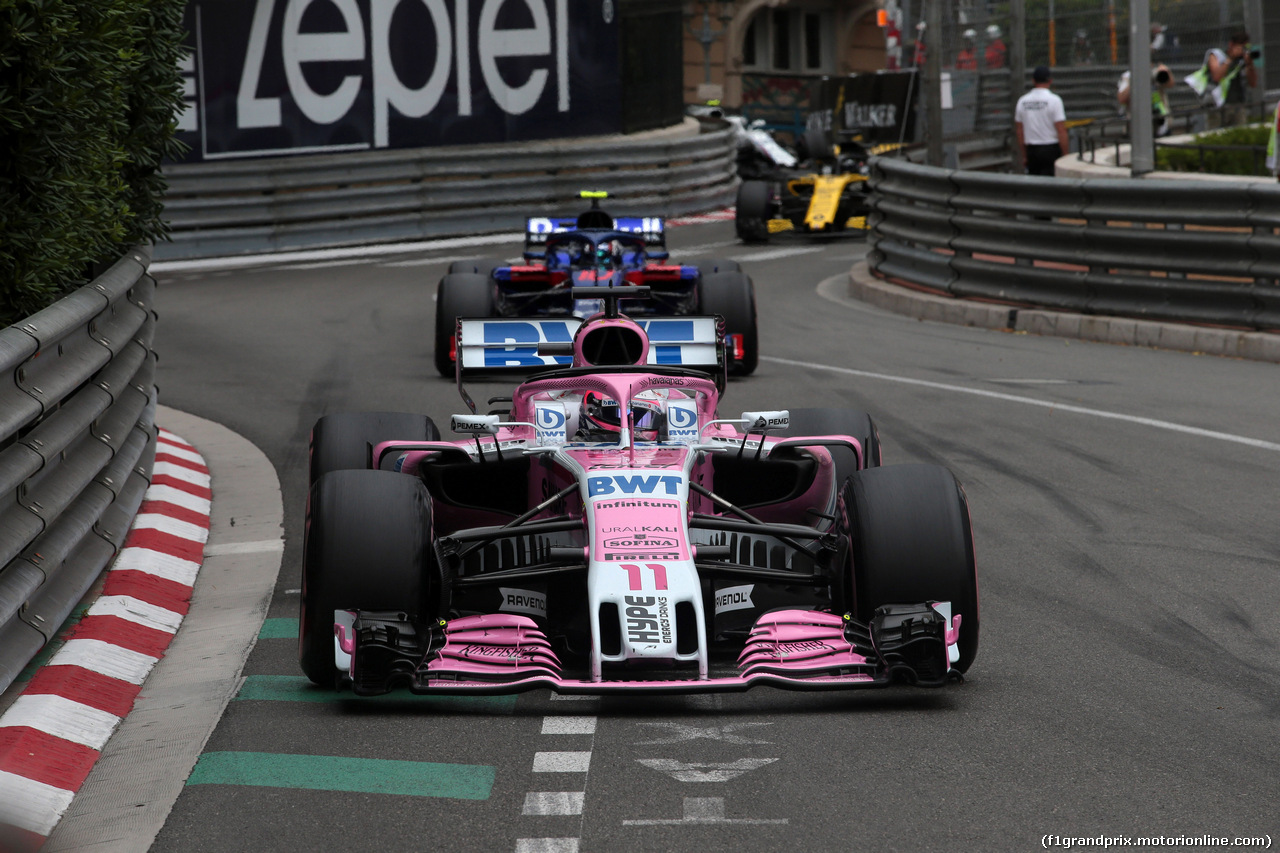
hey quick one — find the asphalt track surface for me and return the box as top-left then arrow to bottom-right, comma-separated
71,221 -> 1280,850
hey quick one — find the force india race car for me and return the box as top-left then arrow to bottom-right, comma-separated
435,193 -> 757,378
733,132 -> 877,244
303,288 -> 978,695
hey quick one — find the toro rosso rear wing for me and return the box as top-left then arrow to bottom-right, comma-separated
454,316 -> 724,412
525,216 -> 666,249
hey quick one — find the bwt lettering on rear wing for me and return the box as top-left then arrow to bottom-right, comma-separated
524,216 -> 666,248
456,317 -> 721,374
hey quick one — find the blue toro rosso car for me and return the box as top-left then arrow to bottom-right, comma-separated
435,193 -> 758,378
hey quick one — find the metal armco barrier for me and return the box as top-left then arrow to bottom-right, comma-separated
866,158 -> 1280,333
0,247 -> 158,693
158,124 -> 737,260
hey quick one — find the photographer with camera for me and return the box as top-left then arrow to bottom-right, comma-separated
1186,31 -> 1258,128
1118,64 -> 1175,138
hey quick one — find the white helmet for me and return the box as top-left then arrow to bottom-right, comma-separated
916,20 -> 926,31
986,24 -> 1002,39
963,28 -> 976,40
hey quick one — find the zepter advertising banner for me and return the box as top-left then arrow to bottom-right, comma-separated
174,0 -> 621,160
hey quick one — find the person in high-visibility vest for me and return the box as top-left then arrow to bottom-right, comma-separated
1185,31 -> 1258,128
1267,100 -> 1280,181
1118,64 -> 1175,137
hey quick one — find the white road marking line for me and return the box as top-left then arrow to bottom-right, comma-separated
635,758 -> 778,783
522,792 -> 585,816
51,639 -> 159,686
674,241 -> 737,255
515,840 -> 579,853
274,259 -> 374,271
987,378 -> 1076,385
623,796 -> 790,826
203,539 -> 285,557
762,355 -> 1280,454
108,549 -> 200,586
284,588 -> 302,595
731,247 -> 823,262
143,484 -> 212,514
541,717 -> 596,735
150,233 -> 524,274
0,770 -> 77,836
1,695 -> 120,751
532,752 -> 592,773
87,596 -> 182,634
132,514 -> 209,543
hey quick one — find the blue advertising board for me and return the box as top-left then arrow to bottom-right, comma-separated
174,0 -> 621,161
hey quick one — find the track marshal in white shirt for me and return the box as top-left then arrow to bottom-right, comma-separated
1015,66 -> 1069,176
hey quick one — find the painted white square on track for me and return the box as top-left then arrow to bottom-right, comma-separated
108,548 -> 200,586
88,595 -> 182,633
522,792 -> 585,815
155,443 -> 204,465
1,694 -> 120,750
515,840 -> 579,853
541,717 -> 596,735
0,770 -> 77,835
532,752 -> 592,773
52,638 -> 159,685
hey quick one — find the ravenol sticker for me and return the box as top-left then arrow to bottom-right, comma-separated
587,473 -> 683,498
534,401 -> 568,446
665,399 -> 699,443
499,587 -> 547,617
714,584 -> 755,615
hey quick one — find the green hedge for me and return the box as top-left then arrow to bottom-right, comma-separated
0,0 -> 187,327
1154,125 -> 1271,177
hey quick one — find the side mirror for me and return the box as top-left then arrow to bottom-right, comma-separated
740,410 -> 790,433
451,414 -> 500,435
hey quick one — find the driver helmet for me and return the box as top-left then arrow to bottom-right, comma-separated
580,390 -> 666,439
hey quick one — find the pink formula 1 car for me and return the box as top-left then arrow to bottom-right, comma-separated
300,287 -> 978,694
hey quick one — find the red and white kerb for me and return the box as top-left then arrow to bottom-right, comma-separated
0,429 -> 210,850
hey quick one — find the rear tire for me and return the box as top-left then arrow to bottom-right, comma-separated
782,407 -> 881,485
698,271 -> 759,376
309,412 -> 440,486
300,470 -> 438,685
845,464 -> 978,672
448,258 -> 503,277
735,181 -> 771,244
435,273 -> 495,377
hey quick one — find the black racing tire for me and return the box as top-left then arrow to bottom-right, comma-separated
698,271 -> 759,376
435,273 -> 495,377
689,259 -> 741,276
309,411 -> 440,486
845,464 -> 979,673
781,407 -> 882,484
804,124 -> 834,163
735,181 -> 772,244
300,470 -> 437,686
448,258 -> 504,277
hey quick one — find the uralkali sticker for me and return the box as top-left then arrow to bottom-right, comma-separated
499,587 -> 547,617
715,584 -> 755,615
594,499 -> 688,562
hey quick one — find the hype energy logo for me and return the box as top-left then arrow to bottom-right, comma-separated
665,399 -> 698,443
535,401 -> 568,445
587,473 -> 683,498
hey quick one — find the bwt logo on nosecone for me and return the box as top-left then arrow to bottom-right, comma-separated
587,474 -> 682,498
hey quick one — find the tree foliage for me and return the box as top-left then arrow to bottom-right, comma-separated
0,0 -> 187,327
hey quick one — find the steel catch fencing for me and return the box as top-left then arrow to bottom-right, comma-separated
0,248 -> 158,693
867,156 -> 1280,331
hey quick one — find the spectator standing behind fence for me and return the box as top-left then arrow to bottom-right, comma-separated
1118,64 -> 1175,137
956,29 -> 978,70
1071,29 -> 1096,66
985,24 -> 1006,69
1186,31 -> 1258,128
1015,66 -> 1069,176
1267,100 -> 1280,181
